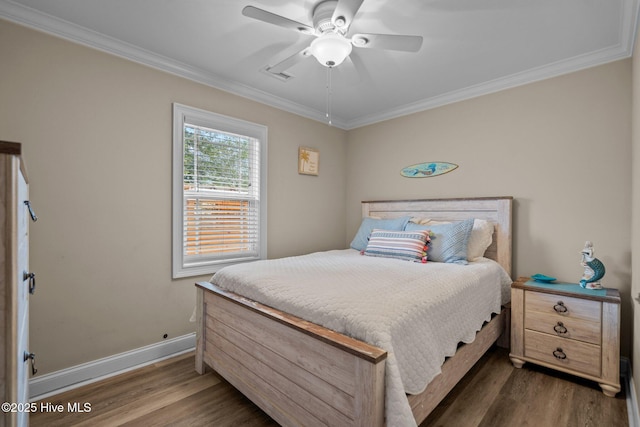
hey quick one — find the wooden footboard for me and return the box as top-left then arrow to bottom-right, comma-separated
196,282 -> 387,427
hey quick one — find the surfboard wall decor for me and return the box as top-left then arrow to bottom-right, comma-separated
400,162 -> 458,178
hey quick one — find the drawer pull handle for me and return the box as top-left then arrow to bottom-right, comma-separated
23,271 -> 36,295
24,200 -> 38,222
553,322 -> 568,335
24,352 -> 37,375
553,348 -> 567,360
553,301 -> 568,313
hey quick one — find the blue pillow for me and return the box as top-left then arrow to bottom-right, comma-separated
405,218 -> 474,264
350,216 -> 410,251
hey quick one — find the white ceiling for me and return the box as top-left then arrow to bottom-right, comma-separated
1,0 -> 638,129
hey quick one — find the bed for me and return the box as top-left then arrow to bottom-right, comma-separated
195,196 -> 513,426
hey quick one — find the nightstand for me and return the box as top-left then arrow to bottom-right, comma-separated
509,276 -> 621,397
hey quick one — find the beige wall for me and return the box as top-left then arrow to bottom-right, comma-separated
0,20 -> 347,374
346,60 -> 633,356
632,21 -> 640,408
0,18 -> 635,374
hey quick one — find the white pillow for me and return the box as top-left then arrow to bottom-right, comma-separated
467,219 -> 494,261
410,218 -> 452,225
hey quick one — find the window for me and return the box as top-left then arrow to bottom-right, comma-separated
172,103 -> 267,278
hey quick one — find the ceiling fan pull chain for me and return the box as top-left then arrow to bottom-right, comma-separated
326,66 -> 332,125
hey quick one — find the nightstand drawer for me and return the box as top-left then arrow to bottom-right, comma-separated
524,330 -> 601,377
526,291 -> 601,323
525,310 -> 601,345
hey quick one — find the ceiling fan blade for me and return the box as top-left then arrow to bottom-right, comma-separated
351,33 -> 423,52
267,48 -> 311,74
242,6 -> 314,34
331,0 -> 364,30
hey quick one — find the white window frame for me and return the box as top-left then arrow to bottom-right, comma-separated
172,103 -> 267,278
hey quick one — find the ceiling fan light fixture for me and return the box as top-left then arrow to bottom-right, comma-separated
309,33 -> 352,67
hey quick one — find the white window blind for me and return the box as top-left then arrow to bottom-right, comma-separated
173,104 -> 267,278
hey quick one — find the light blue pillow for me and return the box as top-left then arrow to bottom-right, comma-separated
405,218 -> 474,264
350,216 -> 410,251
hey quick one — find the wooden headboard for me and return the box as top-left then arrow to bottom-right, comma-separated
361,197 -> 513,277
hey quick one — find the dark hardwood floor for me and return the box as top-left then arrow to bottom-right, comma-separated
30,346 -> 628,426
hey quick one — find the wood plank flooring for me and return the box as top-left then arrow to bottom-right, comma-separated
421,347 -> 628,427
31,346 -> 628,427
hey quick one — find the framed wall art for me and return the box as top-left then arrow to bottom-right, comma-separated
298,147 -> 319,176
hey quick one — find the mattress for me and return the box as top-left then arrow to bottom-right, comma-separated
211,249 -> 512,427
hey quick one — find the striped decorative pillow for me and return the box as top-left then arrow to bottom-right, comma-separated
363,229 -> 430,263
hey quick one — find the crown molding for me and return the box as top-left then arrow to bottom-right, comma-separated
346,0 -> 640,129
0,0 -> 348,129
344,44 -> 633,129
1,0 -> 637,131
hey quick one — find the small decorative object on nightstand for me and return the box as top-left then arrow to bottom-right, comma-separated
580,241 -> 606,289
510,276 -> 621,397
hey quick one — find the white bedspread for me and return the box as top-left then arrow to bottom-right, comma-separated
211,249 -> 512,427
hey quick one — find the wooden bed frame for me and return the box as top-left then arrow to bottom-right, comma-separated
195,196 -> 513,426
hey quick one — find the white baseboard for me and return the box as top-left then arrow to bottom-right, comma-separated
29,333 -> 196,401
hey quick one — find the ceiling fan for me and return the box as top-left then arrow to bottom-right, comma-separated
243,0 -> 424,75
